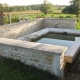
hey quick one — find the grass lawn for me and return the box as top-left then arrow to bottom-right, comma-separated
0,51 -> 80,80
0,57 -> 58,80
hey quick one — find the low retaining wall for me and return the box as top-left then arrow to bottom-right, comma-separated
0,18 -> 76,39
0,18 -> 43,39
0,38 -> 68,78
42,18 -> 76,29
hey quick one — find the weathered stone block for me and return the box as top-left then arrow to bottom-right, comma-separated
30,58 -> 39,62
45,56 -> 53,64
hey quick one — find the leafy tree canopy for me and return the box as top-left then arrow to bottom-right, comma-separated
40,0 -> 54,14
62,0 -> 80,17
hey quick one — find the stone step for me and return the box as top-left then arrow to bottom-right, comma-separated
64,38 -> 80,63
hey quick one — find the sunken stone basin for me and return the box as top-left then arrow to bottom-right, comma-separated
0,28 -> 80,78
0,18 -> 78,78
17,28 -> 80,78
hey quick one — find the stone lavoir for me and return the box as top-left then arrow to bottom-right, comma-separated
0,18 -> 80,78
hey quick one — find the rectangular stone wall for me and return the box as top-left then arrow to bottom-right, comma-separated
42,18 -> 76,29
0,18 -> 76,39
0,18 -> 43,39
0,38 -> 68,78
0,11 -> 4,25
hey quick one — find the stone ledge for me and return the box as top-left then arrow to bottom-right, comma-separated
0,38 -> 68,55
49,28 -> 80,35
43,18 -> 76,21
65,38 -> 80,63
17,28 -> 49,41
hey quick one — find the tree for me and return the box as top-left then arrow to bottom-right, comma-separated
62,0 -> 80,17
62,5 -> 74,14
3,3 -> 10,12
70,0 -> 80,17
0,3 -> 3,11
40,0 -> 53,14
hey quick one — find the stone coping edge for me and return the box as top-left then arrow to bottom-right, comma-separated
0,38 -> 68,55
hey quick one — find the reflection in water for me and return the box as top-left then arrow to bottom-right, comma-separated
75,37 -> 79,41
36,38 -> 74,48
33,33 -> 79,48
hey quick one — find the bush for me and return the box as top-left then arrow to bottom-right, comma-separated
11,17 -> 19,23
76,19 -> 80,22
4,15 -> 10,24
65,16 -> 72,18
40,14 -> 45,18
76,19 -> 80,29
51,15 -> 54,18
59,16 -> 63,18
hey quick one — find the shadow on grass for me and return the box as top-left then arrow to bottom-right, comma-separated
0,56 -> 60,80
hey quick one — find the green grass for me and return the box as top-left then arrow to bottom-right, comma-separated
4,13 -> 76,23
38,13 -> 76,18
4,14 -> 37,24
0,57 -> 44,80
76,18 -> 80,30
4,13 -> 80,30
1,58 -> 43,80
0,57 -> 59,80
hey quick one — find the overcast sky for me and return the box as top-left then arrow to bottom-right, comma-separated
0,0 -> 71,6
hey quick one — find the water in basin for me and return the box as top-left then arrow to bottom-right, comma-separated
33,33 -> 79,48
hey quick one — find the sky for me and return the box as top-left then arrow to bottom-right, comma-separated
0,0 -> 71,6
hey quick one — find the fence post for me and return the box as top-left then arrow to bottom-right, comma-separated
9,14 -> 11,24
0,11 -> 4,25
18,14 -> 21,22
